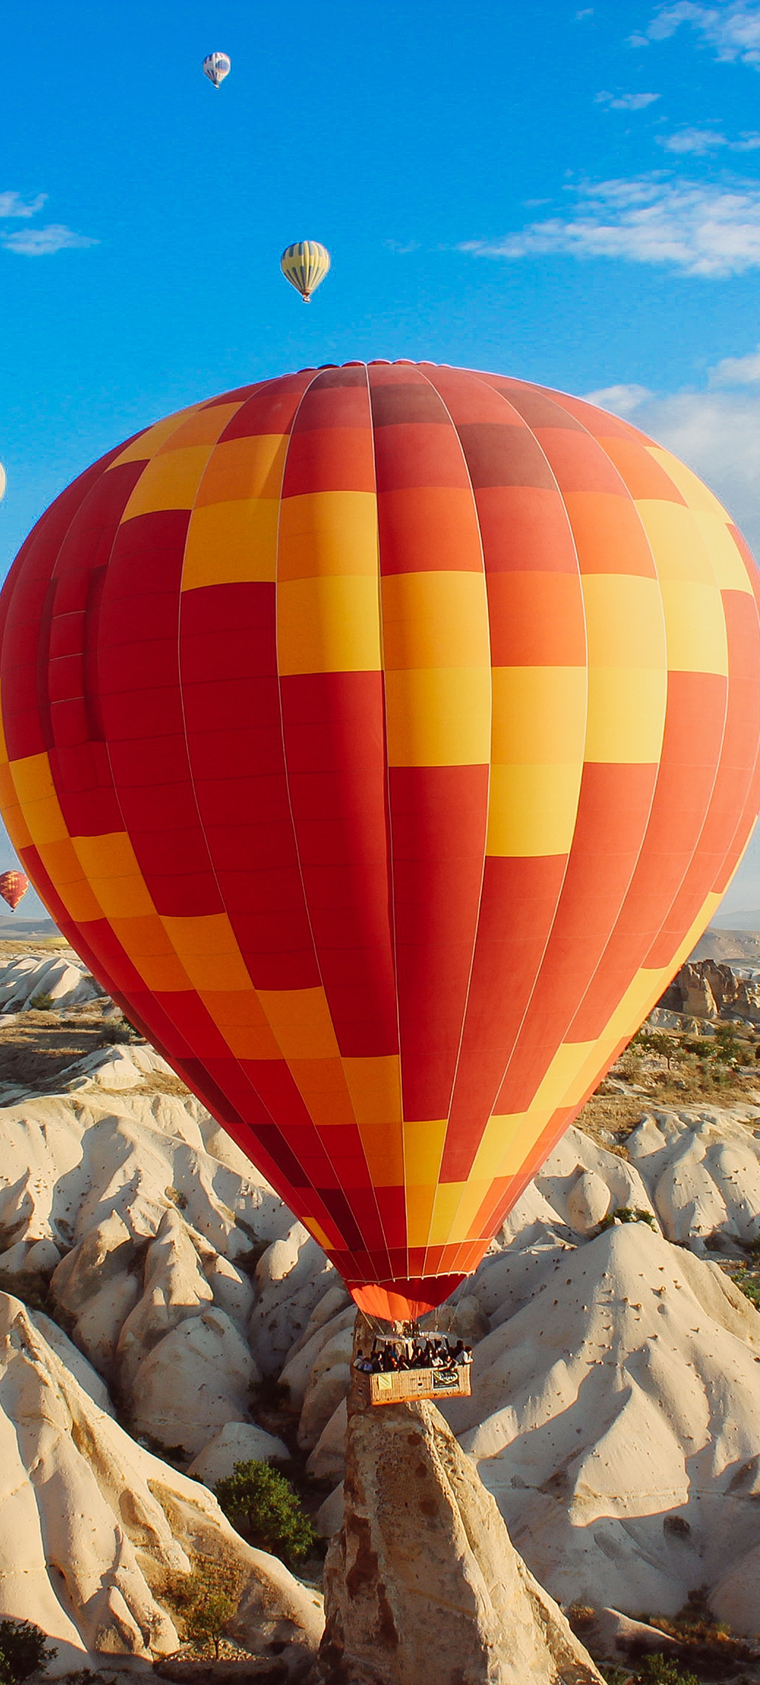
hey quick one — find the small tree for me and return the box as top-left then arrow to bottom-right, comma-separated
710,1025 -> 743,1067
0,1619 -> 56,1683
215,1459 -> 317,1564
182,1580 -> 235,1658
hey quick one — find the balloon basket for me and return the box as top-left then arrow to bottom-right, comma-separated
352,1364 -> 472,1408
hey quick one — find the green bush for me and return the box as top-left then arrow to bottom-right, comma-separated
734,1268 -> 760,1309
598,1207 -> 656,1234
710,1025 -> 744,1067
640,1657 -> 699,1685
105,1018 -> 143,1045
0,1619 -> 56,1683
28,992 -> 54,1012
214,1459 -> 317,1564
601,1657 -> 700,1685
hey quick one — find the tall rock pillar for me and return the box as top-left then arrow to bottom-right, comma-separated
317,1345 -> 603,1685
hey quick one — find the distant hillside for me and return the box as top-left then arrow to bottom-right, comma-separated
690,926 -> 760,963
710,908 -> 760,931
0,915 -> 60,941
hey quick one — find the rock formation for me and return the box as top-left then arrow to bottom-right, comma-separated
0,1291 -> 323,1676
0,950 -> 103,1017
661,954 -> 760,1023
318,1369 -> 603,1685
2,1006 -> 760,1657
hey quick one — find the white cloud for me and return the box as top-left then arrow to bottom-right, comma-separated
581,361 -> 760,554
0,191 -> 46,219
709,345 -> 760,383
1,224 -> 98,257
657,125 -> 760,152
658,126 -> 726,152
460,175 -> 760,276
638,3 -> 760,65
576,8 -> 594,17
582,383 -> 655,414
596,90 -> 661,109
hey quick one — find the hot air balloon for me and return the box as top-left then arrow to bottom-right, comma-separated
202,52 -> 231,89
1,363 -> 759,1326
0,461 -> 6,504
280,241 -> 330,301
0,870 -> 28,912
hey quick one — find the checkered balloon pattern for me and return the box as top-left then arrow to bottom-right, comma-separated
1,361 -> 759,1322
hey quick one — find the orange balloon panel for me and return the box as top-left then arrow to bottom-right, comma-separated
0,869 -> 28,911
1,362 -> 759,1322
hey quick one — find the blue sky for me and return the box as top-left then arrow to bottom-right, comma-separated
4,0 -> 760,920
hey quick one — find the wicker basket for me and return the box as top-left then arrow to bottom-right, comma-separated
352,1365 -> 472,1408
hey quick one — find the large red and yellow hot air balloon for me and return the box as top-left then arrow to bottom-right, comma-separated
1,362 -> 759,1321
0,869 -> 28,912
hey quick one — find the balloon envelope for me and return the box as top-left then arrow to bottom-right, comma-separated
1,362 -> 759,1321
0,870 -> 29,912
202,52 -> 231,88
280,241 -> 330,301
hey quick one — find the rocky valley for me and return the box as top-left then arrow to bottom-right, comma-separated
0,942 -> 759,1683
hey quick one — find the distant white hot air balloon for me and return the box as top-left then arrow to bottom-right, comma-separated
203,52 -> 231,89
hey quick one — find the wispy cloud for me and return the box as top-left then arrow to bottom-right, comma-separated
583,347 -> 760,550
596,90 -> 661,109
658,125 -> 760,152
0,190 -> 96,256
582,383 -> 655,414
708,345 -> 760,384
0,191 -> 47,219
2,224 -> 98,257
633,3 -> 760,66
459,176 -> 760,276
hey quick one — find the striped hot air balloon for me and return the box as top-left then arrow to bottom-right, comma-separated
1,362 -> 759,1323
0,869 -> 29,912
202,52 -> 231,89
280,241 -> 330,302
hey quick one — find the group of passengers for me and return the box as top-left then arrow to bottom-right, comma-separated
353,1336 -> 473,1375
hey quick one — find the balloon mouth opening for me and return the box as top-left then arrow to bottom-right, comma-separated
349,1275 -> 466,1325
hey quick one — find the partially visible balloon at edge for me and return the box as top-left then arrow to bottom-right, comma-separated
202,52 -> 231,88
0,463 -> 6,504
0,870 -> 28,912
280,241 -> 331,301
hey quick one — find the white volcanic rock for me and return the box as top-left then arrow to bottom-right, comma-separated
114,1208 -> 215,1389
128,1307 -> 261,1456
187,1421 -> 290,1486
0,1291 -> 323,1674
306,1399 -> 347,1486
442,1223 -> 760,1632
628,1105 -> 760,1249
0,952 -> 102,1014
0,1078 -> 293,1446
318,1391 -> 603,1685
500,1125 -> 658,1249
249,1223 -> 341,1376
296,1325 -> 354,1454
280,1304 -> 356,1413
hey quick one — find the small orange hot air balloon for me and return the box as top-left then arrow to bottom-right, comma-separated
0,869 -> 29,912
1,362 -> 759,1324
